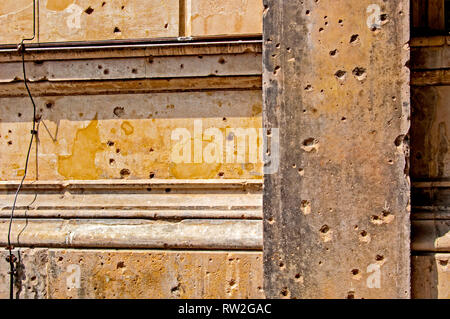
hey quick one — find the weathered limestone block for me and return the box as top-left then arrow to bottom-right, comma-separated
412,254 -> 450,299
0,0 -> 179,44
0,90 -> 263,180
0,249 -> 264,299
263,0 -> 410,298
187,0 -> 263,36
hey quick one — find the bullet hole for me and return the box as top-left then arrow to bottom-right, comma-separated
276,43 -> 280,49
352,67 -> 367,81
222,117 -> 227,121
274,66 -> 281,75
268,217 -> 275,225
301,200 -> 311,215
116,148 -> 120,153
148,56 -> 154,64
380,14 -> 388,22
131,68 -> 138,74
107,141 -> 114,147
301,138 -> 319,152
218,57 -> 226,64
103,69 -> 110,75
305,10 -> 310,15
116,261 -> 125,269
198,55 -> 203,59
320,225 -> 330,233
338,19 -> 343,24
113,106 -> 125,117
84,7 -> 94,14
439,259 -> 448,266
376,255 -> 384,261
298,168 -> 304,176
121,5 -> 125,10
341,117 -> 347,121
7,141 -> 12,145
329,49 -> 337,56
360,230 -> 367,237
149,148 -> 154,152
295,273 -> 301,279
98,65 -> 103,70
394,135 -> 405,147
335,70 -> 347,80
149,172 -> 155,179
319,27 -> 324,32
388,159 -> 394,165
30,276 -> 36,281
279,262 -> 285,268
218,172 -> 224,177
304,84 -> 313,91
46,102 -> 53,109
165,188 -> 171,193
109,159 -> 115,165
102,2 -> 106,7
164,23 -> 168,29
350,34 -> 359,44
180,64 -> 184,69
146,188 -> 152,192
18,113 -> 22,117
347,291 -> 355,299
120,168 -> 130,178
351,269 -> 359,276
280,287 -> 289,298
58,257 -> 63,262
114,27 -> 121,33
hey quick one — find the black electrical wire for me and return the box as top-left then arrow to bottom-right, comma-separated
6,0 -> 38,299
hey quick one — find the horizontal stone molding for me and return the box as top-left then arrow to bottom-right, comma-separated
0,76 -> 262,97
0,179 -> 263,219
0,218 -> 263,250
0,53 -> 262,83
0,41 -> 263,62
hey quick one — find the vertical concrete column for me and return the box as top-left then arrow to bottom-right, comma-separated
263,0 -> 410,298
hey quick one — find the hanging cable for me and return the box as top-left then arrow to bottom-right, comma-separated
6,0 -> 38,300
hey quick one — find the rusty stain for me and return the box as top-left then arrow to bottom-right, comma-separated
46,0 -> 75,11
58,117 -> 105,180
121,121 -> 134,136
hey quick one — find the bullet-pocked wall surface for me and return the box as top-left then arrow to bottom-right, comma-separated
0,43 -> 265,298
263,0 -> 410,298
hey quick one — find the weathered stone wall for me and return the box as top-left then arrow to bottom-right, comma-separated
263,0 -> 410,298
0,249 -> 264,299
0,42 -> 264,298
410,36 -> 450,299
0,0 -> 263,44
